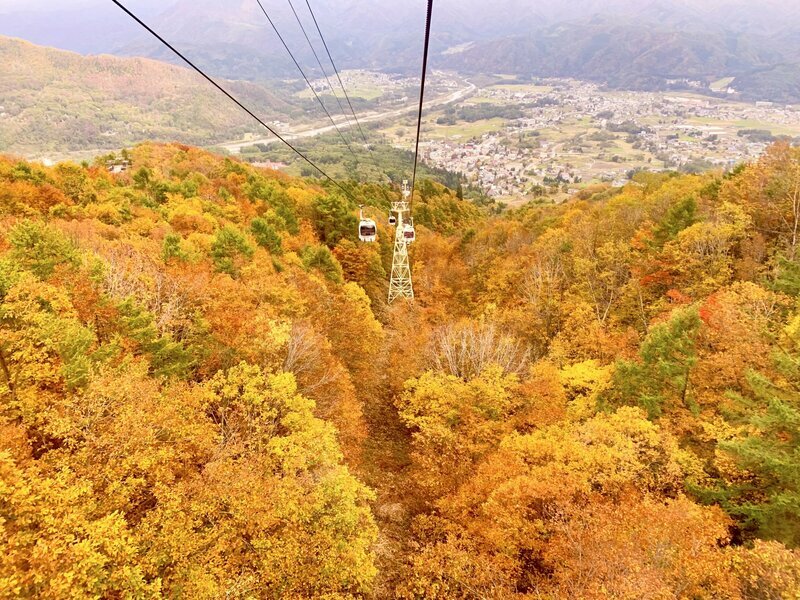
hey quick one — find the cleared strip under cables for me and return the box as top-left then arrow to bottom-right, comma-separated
109,0 -> 357,202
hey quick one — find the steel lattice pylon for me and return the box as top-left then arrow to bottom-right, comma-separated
388,184 -> 414,304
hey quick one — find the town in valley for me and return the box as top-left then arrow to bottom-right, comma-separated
232,70 -> 800,205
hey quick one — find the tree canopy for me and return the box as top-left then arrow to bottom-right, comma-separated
1,142 -> 799,597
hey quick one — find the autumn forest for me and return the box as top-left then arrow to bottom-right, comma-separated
1,141 -> 800,598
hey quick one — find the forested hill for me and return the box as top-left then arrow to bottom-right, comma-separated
1,142 -> 800,597
442,21 -> 800,102
0,36 -> 295,155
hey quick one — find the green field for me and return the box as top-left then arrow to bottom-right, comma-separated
464,95 -> 508,105
688,116 -> 800,136
733,119 -> 800,136
710,77 -> 736,92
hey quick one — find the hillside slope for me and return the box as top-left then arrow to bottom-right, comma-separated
0,143 -> 799,596
0,36 -> 299,155
442,20 -> 792,100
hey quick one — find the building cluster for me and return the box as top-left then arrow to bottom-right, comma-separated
422,137 -> 533,197
420,79 -> 800,199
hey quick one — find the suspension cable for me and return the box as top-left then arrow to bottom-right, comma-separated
302,0 -> 388,182
254,0 -> 360,163
286,0 -> 354,138
109,0 -> 357,201
303,0 -> 372,150
409,0 -> 434,211
291,0 -> 385,180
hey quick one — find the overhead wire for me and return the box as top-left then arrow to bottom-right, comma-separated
302,0 -> 386,179
286,0 -> 354,138
109,0 -> 357,202
253,0 -> 361,164
303,0 -> 372,150
409,0 -> 434,212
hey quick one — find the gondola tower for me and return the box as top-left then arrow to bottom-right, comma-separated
388,181 -> 415,304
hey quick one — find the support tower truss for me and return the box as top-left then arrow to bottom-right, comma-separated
388,183 -> 414,304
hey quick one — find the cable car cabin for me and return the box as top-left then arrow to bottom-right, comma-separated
403,223 -> 416,244
359,219 -> 378,243
389,214 -> 397,226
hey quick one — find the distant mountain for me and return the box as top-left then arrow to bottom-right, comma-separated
116,0 -> 432,78
732,63 -> 800,104
114,0 -> 800,102
439,20 -> 793,100
10,0 -> 797,70
0,36 -> 299,156
2,0 -> 800,102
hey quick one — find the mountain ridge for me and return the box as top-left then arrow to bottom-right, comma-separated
439,20 -> 800,102
3,0 -> 800,101
0,35 -> 299,156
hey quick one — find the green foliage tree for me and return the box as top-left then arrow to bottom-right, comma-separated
300,245 -> 344,283
312,193 -> 356,247
651,195 -> 698,247
724,374 -> 800,546
244,177 -> 298,234
8,221 -> 80,279
132,166 -> 168,205
161,232 -> 188,263
211,225 -> 254,277
250,217 -> 283,255
771,255 -> 800,296
611,306 -> 702,418
116,299 -> 194,378
719,311 -> 800,546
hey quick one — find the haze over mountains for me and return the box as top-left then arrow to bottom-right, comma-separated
3,0 -> 800,101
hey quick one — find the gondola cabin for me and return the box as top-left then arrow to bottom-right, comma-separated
389,214 -> 397,227
403,223 -> 416,244
359,218 -> 378,242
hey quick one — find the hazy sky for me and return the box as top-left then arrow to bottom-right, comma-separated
0,0 -> 92,9
3,0 -> 794,10
3,0 -> 800,15
0,0 -> 166,13
3,0 -> 799,53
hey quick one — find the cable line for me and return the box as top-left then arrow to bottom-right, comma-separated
409,0 -> 434,210
109,0 -> 356,201
289,0 -> 385,181
254,0 -> 360,163
302,0 -> 386,181
304,0 -> 372,149
388,0 -> 433,305
286,0 -> 354,138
